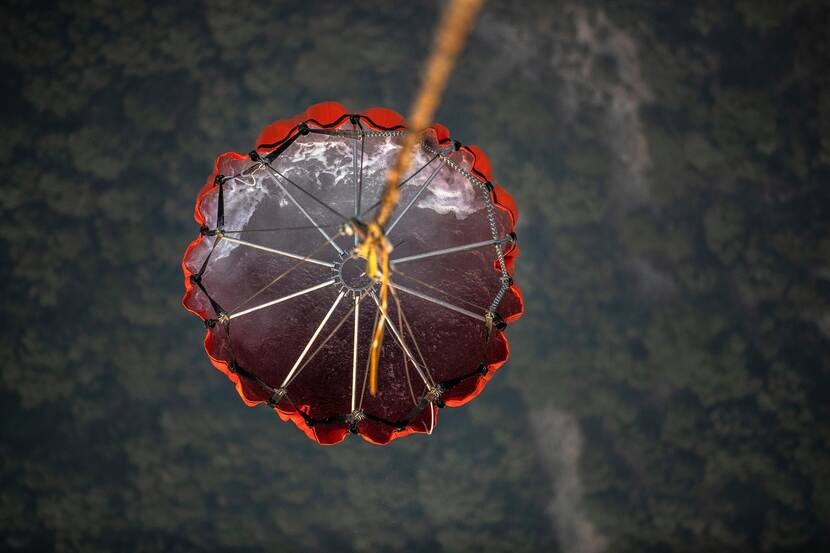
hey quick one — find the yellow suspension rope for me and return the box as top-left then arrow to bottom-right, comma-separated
355,0 -> 484,395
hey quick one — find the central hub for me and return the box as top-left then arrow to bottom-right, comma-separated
336,255 -> 375,293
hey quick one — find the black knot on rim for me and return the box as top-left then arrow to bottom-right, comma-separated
297,122 -> 310,135
349,114 -> 360,125
249,150 -> 263,162
189,274 -> 202,284
268,388 -> 286,407
493,312 -> 507,330
508,232 -> 517,244
501,275 -> 514,286
204,318 -> 217,329
228,359 -> 239,373
484,180 -> 494,192
453,140 -> 463,151
478,363 -> 489,376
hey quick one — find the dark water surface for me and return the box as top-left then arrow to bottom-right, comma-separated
1,1 -> 828,551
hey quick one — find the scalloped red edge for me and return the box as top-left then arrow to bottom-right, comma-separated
181,101 -> 523,445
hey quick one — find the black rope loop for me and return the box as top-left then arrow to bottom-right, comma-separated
268,388 -> 286,407
493,312 -> 506,330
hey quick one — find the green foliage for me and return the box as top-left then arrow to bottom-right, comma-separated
1,0 -> 828,551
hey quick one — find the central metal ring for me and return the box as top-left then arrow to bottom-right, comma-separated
335,255 -> 375,293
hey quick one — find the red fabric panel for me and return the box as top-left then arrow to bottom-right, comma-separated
311,423 -> 350,445
464,144 -> 493,182
443,330 -> 510,407
304,101 -> 348,126
203,333 -> 261,407
504,283 -> 524,324
362,107 -> 406,130
492,185 -> 518,226
256,114 -> 302,149
357,406 -> 436,445
431,123 -> 451,144
180,237 -> 202,316
502,242 -> 519,274
275,407 -> 320,443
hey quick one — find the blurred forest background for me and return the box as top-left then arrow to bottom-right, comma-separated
1,1 -> 829,551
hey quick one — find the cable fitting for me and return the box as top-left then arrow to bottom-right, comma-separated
268,388 -> 287,407
425,385 -> 443,406
347,409 -> 365,433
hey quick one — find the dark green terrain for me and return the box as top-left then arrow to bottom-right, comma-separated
1,1 -> 828,551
